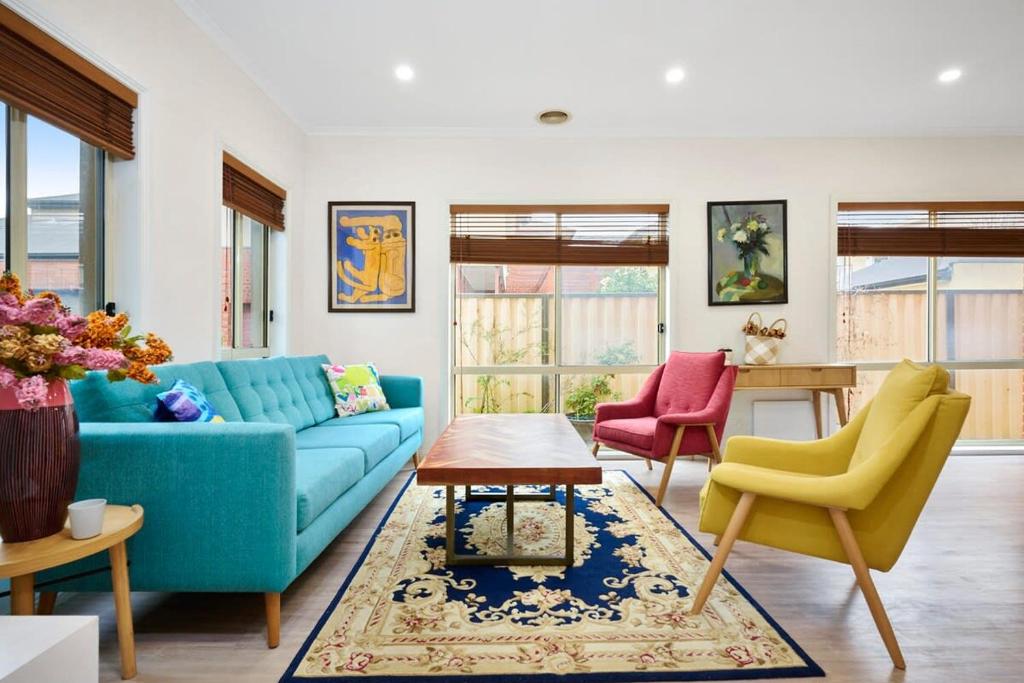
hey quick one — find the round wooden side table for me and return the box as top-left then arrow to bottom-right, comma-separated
0,504 -> 144,679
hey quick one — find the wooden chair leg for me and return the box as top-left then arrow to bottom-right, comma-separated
829,508 -> 906,669
644,457 -> 652,470
591,441 -> 600,458
689,492 -> 756,615
654,454 -> 677,506
37,591 -> 58,615
654,426 -> 686,506
265,592 -> 281,649
704,424 -> 722,470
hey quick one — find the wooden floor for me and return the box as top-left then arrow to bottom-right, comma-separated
53,455 -> 1024,682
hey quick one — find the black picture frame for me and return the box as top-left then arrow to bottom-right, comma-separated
707,199 -> 788,306
327,201 -> 416,313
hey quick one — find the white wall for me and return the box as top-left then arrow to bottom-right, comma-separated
14,0 -> 305,361
297,135 -> 1024,446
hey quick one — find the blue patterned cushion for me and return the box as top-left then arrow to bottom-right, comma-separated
154,379 -> 225,423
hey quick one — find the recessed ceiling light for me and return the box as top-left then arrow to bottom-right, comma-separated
537,110 -> 570,125
938,67 -> 962,83
665,66 -> 685,84
394,64 -> 415,81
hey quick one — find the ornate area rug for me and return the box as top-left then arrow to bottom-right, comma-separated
282,471 -> 822,682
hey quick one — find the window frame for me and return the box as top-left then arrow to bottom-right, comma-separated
449,262 -> 667,422
219,206 -> 271,359
831,200 -> 1024,448
2,101 -> 107,313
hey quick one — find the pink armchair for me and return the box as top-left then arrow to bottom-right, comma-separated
591,351 -> 738,506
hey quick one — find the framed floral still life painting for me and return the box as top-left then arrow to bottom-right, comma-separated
707,200 -> 788,306
328,201 -> 415,312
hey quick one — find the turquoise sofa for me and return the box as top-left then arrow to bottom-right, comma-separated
39,354 -> 422,646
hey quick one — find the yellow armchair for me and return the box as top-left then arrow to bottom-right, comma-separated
690,360 -> 971,669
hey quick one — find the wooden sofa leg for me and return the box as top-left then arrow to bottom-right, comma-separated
690,492 -> 756,615
411,452 -> 420,469
829,508 -> 906,669
37,591 -> 57,615
265,592 -> 281,649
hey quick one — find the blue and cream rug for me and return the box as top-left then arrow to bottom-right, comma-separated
282,471 -> 822,682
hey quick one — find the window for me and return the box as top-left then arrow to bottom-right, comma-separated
837,202 -> 1024,445
220,207 -> 270,355
219,152 -> 284,356
2,105 -> 105,314
451,205 -> 668,448
1,5 -> 138,314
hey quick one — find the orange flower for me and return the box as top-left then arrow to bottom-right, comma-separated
125,361 -> 158,384
33,291 -> 64,308
123,333 -> 172,363
78,311 -> 129,349
0,272 -> 26,303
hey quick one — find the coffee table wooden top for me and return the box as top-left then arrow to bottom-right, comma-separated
417,414 -> 603,486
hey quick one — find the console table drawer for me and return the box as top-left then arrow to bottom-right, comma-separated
735,367 -> 780,387
778,366 -> 856,388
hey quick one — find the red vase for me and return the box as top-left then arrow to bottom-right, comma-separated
0,379 -> 80,542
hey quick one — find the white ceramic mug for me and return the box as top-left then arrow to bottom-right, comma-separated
68,499 -> 107,540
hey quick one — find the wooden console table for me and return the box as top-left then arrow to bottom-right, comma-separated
734,363 -> 857,438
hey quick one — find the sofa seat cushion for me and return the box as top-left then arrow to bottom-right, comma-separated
295,448 -> 365,531
319,407 -> 424,441
295,424 -> 400,471
217,357 -> 316,431
594,417 -> 657,452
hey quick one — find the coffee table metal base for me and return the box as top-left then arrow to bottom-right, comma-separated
444,484 -> 575,567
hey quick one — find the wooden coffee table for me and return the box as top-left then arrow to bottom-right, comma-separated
417,414 -> 602,566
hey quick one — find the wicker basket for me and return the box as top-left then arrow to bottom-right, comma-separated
742,313 -> 787,365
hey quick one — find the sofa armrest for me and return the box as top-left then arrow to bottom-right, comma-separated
381,375 -> 423,409
67,422 -> 297,592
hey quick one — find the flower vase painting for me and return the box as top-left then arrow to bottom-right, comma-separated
707,200 -> 788,305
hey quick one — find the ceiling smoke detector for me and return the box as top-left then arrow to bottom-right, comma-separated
537,110 -> 571,125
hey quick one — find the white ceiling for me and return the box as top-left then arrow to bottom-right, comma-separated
177,0 -> 1024,137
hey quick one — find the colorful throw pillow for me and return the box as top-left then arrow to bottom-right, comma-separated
322,363 -> 390,417
154,379 -> 225,423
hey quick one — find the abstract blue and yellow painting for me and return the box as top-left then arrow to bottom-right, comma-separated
328,202 -> 415,312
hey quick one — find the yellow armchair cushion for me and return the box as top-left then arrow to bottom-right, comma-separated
850,359 -> 949,467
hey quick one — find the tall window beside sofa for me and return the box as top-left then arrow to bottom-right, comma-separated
1,6 -> 137,314
836,201 -> 1024,446
220,152 -> 285,357
450,205 -> 668,445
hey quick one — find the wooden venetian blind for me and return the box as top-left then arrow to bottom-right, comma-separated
838,201 -> 1024,257
222,153 -> 286,230
0,5 -> 137,159
450,204 -> 669,266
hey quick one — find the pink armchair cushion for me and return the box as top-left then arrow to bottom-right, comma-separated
593,417 -> 657,451
654,351 -> 727,416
